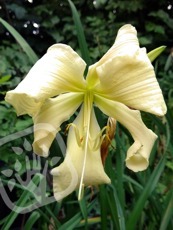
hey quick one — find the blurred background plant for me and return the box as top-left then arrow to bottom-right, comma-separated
0,0 -> 173,229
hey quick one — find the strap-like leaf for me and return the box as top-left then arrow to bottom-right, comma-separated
126,154 -> 167,230
0,17 -> 38,64
68,0 -> 91,67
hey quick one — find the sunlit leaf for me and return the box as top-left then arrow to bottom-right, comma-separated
148,46 -> 166,62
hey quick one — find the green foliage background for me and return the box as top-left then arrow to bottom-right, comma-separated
0,0 -> 173,229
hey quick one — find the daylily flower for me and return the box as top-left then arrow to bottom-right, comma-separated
5,24 -> 167,201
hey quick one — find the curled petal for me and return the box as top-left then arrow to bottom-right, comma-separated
86,24 -> 166,116
95,48 -> 167,116
95,95 -> 158,172
99,24 -> 139,63
50,153 -> 79,202
5,44 -> 86,116
86,24 -> 139,87
51,106 -> 110,201
33,92 -> 84,157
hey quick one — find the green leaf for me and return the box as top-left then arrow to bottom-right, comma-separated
126,154 -> 167,230
79,197 -> 88,228
15,118 -> 33,131
7,4 -> 27,20
148,46 -> 166,62
159,190 -> 173,230
59,212 -> 82,230
0,17 -> 38,64
68,0 -> 91,67
0,75 -> 11,84
99,185 -> 108,229
164,53 -> 172,71
115,126 -> 126,211
44,204 -> 61,228
59,199 -> 96,230
107,185 -> 126,230
24,211 -> 41,230
1,174 -> 43,230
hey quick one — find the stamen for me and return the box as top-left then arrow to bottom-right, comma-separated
78,123 -> 90,200
101,117 -> 116,165
66,123 -> 83,147
91,126 -> 109,151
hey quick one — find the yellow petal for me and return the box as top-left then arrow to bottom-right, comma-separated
94,95 -> 158,172
33,92 -> 84,157
5,44 -> 86,116
95,48 -> 167,116
99,24 -> 139,63
86,24 -> 166,116
51,106 -> 110,201
86,24 -> 139,87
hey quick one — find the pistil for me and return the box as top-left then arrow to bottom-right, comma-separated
78,91 -> 93,200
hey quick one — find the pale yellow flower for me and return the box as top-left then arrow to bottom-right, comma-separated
5,24 -> 167,201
